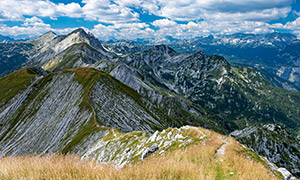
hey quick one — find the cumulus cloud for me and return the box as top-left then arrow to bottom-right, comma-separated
295,11 -> 300,16
82,0 -> 139,23
285,18 -> 300,30
0,0 -> 138,23
92,22 -> 153,40
194,0 -> 292,13
136,0 -> 292,22
22,16 -> 51,28
148,20 -> 274,39
0,0 -> 83,21
269,17 -> 300,34
0,16 -> 51,38
92,20 -> 272,41
203,7 -> 291,22
56,2 -> 83,18
0,0 -> 297,39
152,19 -> 177,28
0,16 -> 76,39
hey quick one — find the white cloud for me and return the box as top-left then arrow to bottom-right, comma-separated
82,0 -> 139,23
22,16 -> 48,27
113,22 -> 149,29
0,0 -> 138,23
56,2 -> 83,18
92,22 -> 153,40
146,19 -> 276,40
203,7 -> 291,22
268,17 -> 300,34
284,18 -> 300,30
92,20 -> 273,41
0,0 -> 297,40
0,0 -> 83,21
139,0 -> 292,22
295,11 -> 300,16
152,19 -> 177,28
193,0 -> 291,12
0,16 -> 51,38
0,17 -> 77,39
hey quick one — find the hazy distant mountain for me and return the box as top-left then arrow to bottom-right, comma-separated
136,35 -> 179,44
0,42 -> 32,77
105,32 -> 300,89
0,35 -> 15,43
168,33 -> 300,89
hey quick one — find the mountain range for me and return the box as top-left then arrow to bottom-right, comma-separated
0,35 -> 14,43
105,33 -> 300,91
0,28 -> 300,179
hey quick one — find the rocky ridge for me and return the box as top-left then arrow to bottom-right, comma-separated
231,124 -> 300,178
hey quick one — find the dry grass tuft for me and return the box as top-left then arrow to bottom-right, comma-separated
0,128 -> 281,180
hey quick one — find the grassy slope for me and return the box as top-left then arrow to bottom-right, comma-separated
119,50 -> 300,135
42,42 -> 107,71
0,67 -> 176,154
0,67 -> 287,179
0,68 -> 37,108
0,127 -> 282,180
231,66 -> 300,135
69,67 -> 172,128
189,64 -> 300,135
62,67 -> 170,153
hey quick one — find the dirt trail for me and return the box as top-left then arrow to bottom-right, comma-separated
215,137 -> 227,157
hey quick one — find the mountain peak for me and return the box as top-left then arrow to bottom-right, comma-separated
149,44 -> 177,54
45,30 -> 56,36
29,30 -> 57,47
39,31 -> 57,39
61,27 -> 106,50
70,28 -> 89,36
67,28 -> 100,44
0,34 -> 14,43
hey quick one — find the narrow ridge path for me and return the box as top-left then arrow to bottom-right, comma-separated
215,137 -> 228,159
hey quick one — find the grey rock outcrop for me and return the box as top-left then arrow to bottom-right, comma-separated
142,143 -> 159,159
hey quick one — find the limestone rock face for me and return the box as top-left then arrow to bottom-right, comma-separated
142,143 -> 159,159
231,124 -> 300,178
0,68 -> 177,158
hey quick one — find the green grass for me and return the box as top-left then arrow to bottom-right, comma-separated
0,130 -> 282,180
0,67 -> 176,153
237,145 -> 284,179
63,67 -> 172,151
215,163 -> 225,180
0,72 -> 56,142
0,68 -> 37,108
62,121 -> 109,154
46,42 -> 104,71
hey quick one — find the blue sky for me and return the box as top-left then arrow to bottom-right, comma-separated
0,0 -> 299,40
